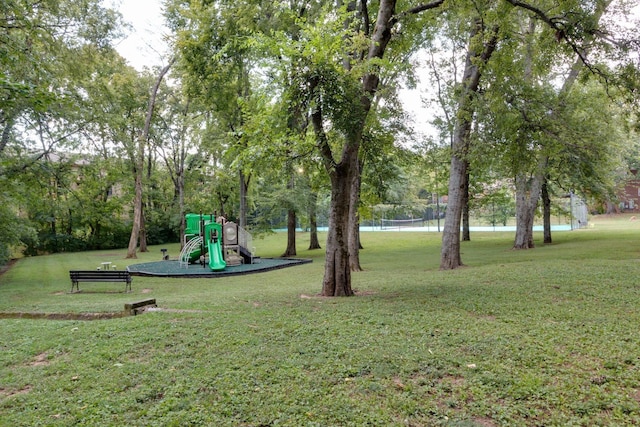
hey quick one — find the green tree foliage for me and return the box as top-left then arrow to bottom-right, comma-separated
168,0 -> 279,228
0,0 -> 123,154
0,0 -> 125,262
0,184 -> 36,263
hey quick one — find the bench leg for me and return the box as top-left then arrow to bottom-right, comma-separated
71,281 -> 79,293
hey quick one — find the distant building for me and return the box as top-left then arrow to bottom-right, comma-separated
619,169 -> 640,212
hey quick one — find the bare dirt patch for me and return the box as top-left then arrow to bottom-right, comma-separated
145,307 -> 206,314
0,385 -> 32,398
299,289 -> 378,299
354,289 -> 378,296
473,417 -> 497,427
30,352 -> 51,367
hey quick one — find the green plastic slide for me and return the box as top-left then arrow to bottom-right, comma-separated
204,222 -> 226,271
207,238 -> 226,271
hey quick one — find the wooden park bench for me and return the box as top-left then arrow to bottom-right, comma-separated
69,270 -> 132,293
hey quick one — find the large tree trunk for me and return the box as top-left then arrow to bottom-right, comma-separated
139,212 -> 148,252
178,171 -> 186,249
312,94 -> 356,296
238,170 -> 249,228
513,166 -> 545,249
308,191 -> 321,250
512,18 -> 539,251
282,209 -> 297,257
542,177 -> 552,244
462,169 -> 470,241
0,113 -> 15,155
440,21 -> 498,270
126,172 -> 144,258
312,85 -> 358,296
282,172 -> 297,257
512,0 -> 609,249
441,156 -> 467,269
322,158 -> 355,297
348,159 -> 363,271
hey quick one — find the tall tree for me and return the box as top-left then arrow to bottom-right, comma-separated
506,0 -> 616,249
511,18 -> 546,249
307,1 -> 445,295
126,61 -> 173,258
153,85 -> 204,246
440,16 -> 498,269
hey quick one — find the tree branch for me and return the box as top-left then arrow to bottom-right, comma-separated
503,0 -> 603,78
403,0 -> 446,16
391,0 -> 445,26
503,0 -> 559,28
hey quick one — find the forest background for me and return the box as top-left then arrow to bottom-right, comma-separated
1,0 -> 640,295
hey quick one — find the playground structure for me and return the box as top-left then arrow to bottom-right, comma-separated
178,213 -> 256,271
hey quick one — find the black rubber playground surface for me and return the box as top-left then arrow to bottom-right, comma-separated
127,258 -> 312,278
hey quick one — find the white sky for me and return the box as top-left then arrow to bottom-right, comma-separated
109,0 -> 168,70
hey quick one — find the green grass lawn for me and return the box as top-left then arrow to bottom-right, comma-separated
2,215 -> 640,426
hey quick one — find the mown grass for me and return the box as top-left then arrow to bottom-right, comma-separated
1,215 -> 640,426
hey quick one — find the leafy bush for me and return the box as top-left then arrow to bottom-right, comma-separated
145,212 -> 179,245
0,199 -> 37,264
